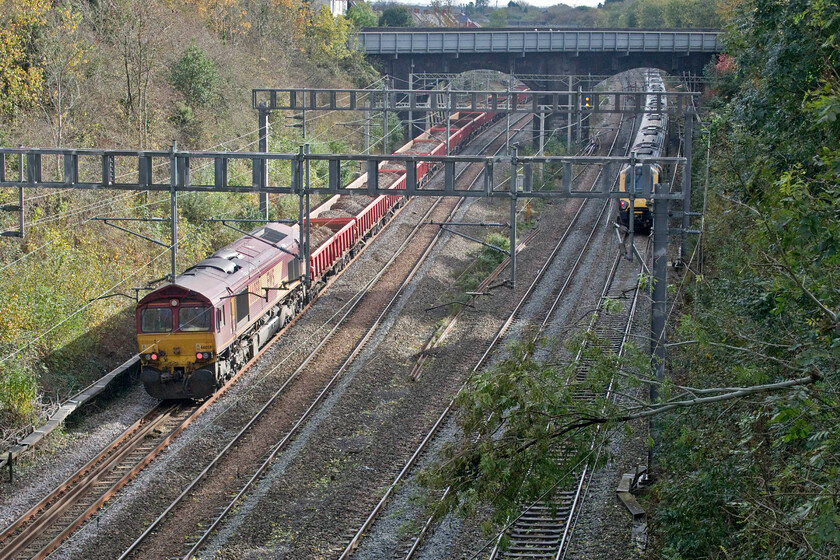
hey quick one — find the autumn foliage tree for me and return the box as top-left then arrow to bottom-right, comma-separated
185,0 -> 252,44
0,0 -> 49,116
307,6 -> 353,66
37,5 -> 91,148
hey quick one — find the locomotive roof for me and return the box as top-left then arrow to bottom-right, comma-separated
139,222 -> 299,307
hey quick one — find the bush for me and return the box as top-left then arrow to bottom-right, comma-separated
456,232 -> 510,293
170,42 -> 217,107
171,101 -> 194,126
0,363 -> 40,429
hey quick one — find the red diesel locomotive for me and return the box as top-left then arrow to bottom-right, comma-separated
136,110 -> 499,399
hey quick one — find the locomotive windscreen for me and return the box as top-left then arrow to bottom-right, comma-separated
179,306 -> 211,332
141,307 -> 173,333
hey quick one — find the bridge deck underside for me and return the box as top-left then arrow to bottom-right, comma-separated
360,29 -> 721,85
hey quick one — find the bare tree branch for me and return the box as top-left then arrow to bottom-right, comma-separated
618,373 -> 819,421
774,262 -> 840,324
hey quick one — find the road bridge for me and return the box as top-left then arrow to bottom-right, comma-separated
357,28 -> 723,89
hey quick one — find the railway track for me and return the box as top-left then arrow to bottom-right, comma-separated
487,235 -> 649,560
0,182 -> 405,560
111,113 -> 535,560
486,73 -> 651,560
0,113 -> 518,560
0,403 -> 198,560
340,74 -> 642,560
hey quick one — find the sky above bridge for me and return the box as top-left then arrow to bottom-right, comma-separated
482,0 -> 602,6
407,0 -> 603,8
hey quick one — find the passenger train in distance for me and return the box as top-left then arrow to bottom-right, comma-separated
617,70 -> 668,232
136,108 -> 502,400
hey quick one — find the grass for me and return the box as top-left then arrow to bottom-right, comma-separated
0,364 -> 41,434
455,232 -> 511,294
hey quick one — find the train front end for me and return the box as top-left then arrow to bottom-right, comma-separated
618,163 -> 659,232
137,286 -> 219,400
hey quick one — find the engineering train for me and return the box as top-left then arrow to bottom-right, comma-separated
136,109 -> 500,399
617,70 -> 668,231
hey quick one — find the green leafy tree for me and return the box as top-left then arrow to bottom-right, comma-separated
487,9 -> 508,27
726,0 -> 840,171
346,1 -> 377,28
170,42 -> 218,107
378,4 -> 414,27
597,0 -> 722,28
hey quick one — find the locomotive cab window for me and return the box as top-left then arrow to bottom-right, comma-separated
141,307 -> 173,333
633,166 -> 644,194
179,306 -> 211,332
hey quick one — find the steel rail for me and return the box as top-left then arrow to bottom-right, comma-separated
557,236 -> 649,560
485,76 -> 650,560
2,114 -> 443,560
174,113 -> 533,560
333,118 -> 538,560
410,112 -> 618,381
0,400 -> 212,560
0,188 -> 407,560
118,163 -> 443,560
393,77 -> 640,560
0,404 -> 179,560
407,150 -> 625,560
178,113 -> 534,560
339,95 -> 635,559
486,235 -> 649,560
113,112 -> 528,560
0,113 -> 519,560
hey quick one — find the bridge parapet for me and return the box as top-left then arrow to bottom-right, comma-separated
358,28 -> 722,55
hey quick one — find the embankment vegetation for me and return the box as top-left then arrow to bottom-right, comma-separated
0,0 -> 380,435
